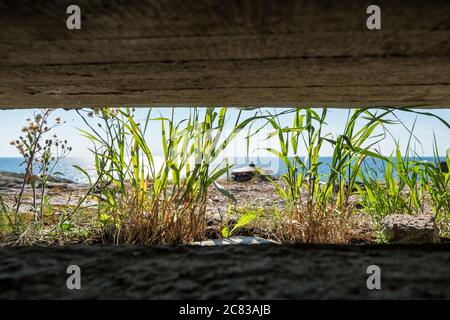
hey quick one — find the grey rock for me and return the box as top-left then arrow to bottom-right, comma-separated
0,171 -> 75,190
382,214 -> 440,243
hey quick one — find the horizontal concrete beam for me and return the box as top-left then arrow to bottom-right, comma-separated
0,0 -> 449,109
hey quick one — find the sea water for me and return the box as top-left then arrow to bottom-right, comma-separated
0,156 -> 443,185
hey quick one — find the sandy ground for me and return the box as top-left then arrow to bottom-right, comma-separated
0,244 -> 449,299
0,175 -> 282,214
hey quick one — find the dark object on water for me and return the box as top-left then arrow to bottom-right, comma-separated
440,161 -> 448,173
231,163 -> 256,182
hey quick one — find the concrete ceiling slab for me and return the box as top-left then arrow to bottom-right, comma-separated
0,0 -> 449,109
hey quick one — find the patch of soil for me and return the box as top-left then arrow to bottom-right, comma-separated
206,179 -> 283,217
0,244 -> 449,299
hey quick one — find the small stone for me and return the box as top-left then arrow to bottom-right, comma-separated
190,236 -> 280,246
381,214 -> 440,243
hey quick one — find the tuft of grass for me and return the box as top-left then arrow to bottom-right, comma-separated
420,145 -> 450,235
77,107 -> 254,245
257,108 -> 392,242
275,205 -> 351,243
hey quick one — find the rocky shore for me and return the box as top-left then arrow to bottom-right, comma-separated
0,171 -> 77,191
0,171 -> 90,209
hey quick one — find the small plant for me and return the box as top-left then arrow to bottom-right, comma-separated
358,147 -> 423,223
221,205 -> 259,238
9,110 -> 70,224
262,108 -> 328,208
356,112 -> 450,236
421,145 -> 450,233
358,117 -> 434,218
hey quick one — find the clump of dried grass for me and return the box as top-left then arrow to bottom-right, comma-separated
275,206 -> 352,243
78,107 -> 253,245
117,196 -> 209,245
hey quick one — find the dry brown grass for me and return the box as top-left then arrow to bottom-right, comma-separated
102,194 -> 209,245
274,205 -> 352,244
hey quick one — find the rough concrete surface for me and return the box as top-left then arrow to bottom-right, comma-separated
0,0 -> 449,108
0,244 -> 449,299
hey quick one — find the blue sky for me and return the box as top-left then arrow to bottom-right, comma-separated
0,108 -> 448,158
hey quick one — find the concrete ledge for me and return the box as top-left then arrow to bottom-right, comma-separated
0,244 -> 449,299
0,0 -> 449,109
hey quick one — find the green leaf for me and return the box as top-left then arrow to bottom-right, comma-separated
231,211 -> 258,232
73,165 -> 92,186
221,226 -> 230,238
213,181 -> 237,203
59,223 -> 74,231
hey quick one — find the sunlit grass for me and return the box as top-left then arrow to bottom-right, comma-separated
73,107 -> 255,244
0,107 -> 449,245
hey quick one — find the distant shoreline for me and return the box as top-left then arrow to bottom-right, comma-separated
0,156 -> 446,186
